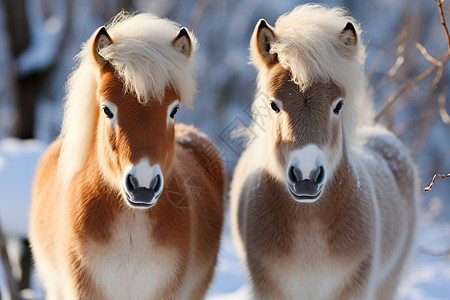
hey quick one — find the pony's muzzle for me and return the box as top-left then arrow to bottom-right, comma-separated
122,161 -> 164,209
287,165 -> 325,203
285,145 -> 327,203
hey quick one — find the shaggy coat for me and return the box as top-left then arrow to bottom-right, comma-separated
230,4 -> 418,300
30,13 -> 224,300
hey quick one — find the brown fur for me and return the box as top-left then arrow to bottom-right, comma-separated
231,34 -> 417,300
30,35 -> 224,299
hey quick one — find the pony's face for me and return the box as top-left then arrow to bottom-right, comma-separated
250,19 -> 357,203
266,66 -> 344,202
96,70 -> 180,208
92,26 -> 193,209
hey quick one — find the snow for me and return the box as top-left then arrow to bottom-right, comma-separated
0,138 -> 46,237
397,219 -> 450,300
177,137 -> 192,144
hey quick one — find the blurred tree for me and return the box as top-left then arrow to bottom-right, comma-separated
5,0 -> 35,139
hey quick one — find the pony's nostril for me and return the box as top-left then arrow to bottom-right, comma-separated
288,166 -> 303,183
312,166 -> 325,184
288,166 -> 296,183
150,174 -> 161,192
126,174 -> 139,192
317,166 -> 325,184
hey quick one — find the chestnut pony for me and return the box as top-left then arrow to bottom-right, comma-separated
30,13 -> 224,299
230,4 -> 418,300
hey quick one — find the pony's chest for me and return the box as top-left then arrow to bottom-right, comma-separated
270,255 -> 353,299
85,214 -> 180,299
264,222 -> 358,299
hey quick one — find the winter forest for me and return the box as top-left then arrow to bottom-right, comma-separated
0,0 -> 449,299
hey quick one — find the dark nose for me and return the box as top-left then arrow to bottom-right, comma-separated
288,165 -> 324,185
310,166 -> 325,184
125,173 -> 162,205
288,165 -> 303,183
287,165 -> 325,197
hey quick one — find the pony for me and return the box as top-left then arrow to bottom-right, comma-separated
230,4 -> 418,300
29,12 -> 225,300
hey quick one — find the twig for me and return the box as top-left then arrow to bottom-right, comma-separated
437,0 -> 450,53
188,0 -> 212,29
422,173 -> 450,191
368,26 -> 408,82
416,42 -> 441,65
374,57 -> 448,122
420,245 -> 450,256
415,42 -> 444,87
375,0 -> 450,122
438,86 -> 450,124
368,48 -> 387,80
0,222 -> 22,300
387,42 -> 406,79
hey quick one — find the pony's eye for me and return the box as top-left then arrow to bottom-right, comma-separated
333,100 -> 344,115
103,106 -> 114,119
270,101 -> 280,114
170,106 -> 179,119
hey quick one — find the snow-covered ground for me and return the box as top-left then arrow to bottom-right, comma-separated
0,138 -> 449,299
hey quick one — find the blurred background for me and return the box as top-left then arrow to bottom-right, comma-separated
0,0 -> 449,299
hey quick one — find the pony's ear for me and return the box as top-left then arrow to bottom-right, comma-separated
339,22 -> 357,47
251,19 -> 277,67
172,27 -> 193,58
93,26 -> 112,66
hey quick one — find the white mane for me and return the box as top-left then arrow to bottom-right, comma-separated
100,12 -> 198,105
253,4 -> 373,150
58,12 -> 197,184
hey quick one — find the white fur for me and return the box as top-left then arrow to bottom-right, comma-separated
124,159 -> 162,189
270,260 -> 354,300
258,218 -> 361,300
287,145 -> 325,180
352,155 -> 380,299
58,12 -> 197,185
100,12 -> 197,105
86,213 -> 178,299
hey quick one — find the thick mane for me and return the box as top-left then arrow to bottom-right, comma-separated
58,12 -> 197,184
101,12 -> 198,105
252,4 -> 373,150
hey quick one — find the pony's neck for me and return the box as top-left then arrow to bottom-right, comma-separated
321,144 -> 359,208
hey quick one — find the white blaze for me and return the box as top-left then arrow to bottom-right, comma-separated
123,158 -> 163,189
287,144 -> 325,180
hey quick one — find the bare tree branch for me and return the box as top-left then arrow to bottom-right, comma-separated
438,0 -> 450,53
374,56 -> 448,122
188,0 -> 212,29
0,222 -> 22,300
420,245 -> 450,256
415,42 -> 444,87
375,0 -> 450,122
387,44 -> 406,79
438,86 -> 450,124
422,173 -> 450,191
